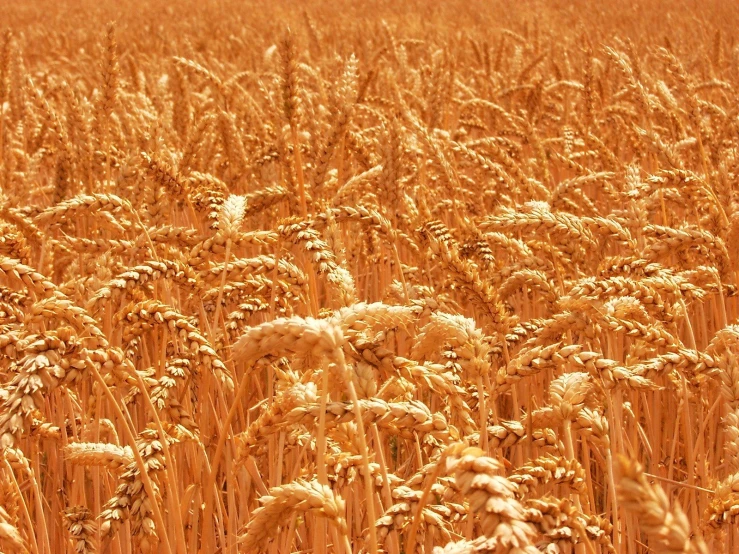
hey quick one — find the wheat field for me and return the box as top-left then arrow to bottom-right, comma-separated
1,0 -> 739,552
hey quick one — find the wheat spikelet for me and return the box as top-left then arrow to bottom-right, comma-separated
62,506 -> 98,554
239,479 -> 348,553
618,457 -> 707,554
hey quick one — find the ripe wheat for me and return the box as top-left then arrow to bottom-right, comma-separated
1,1 -> 739,553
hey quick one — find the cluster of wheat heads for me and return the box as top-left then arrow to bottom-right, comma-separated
2,0 -> 739,552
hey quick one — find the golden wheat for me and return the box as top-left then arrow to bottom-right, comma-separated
1,1 -> 739,553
